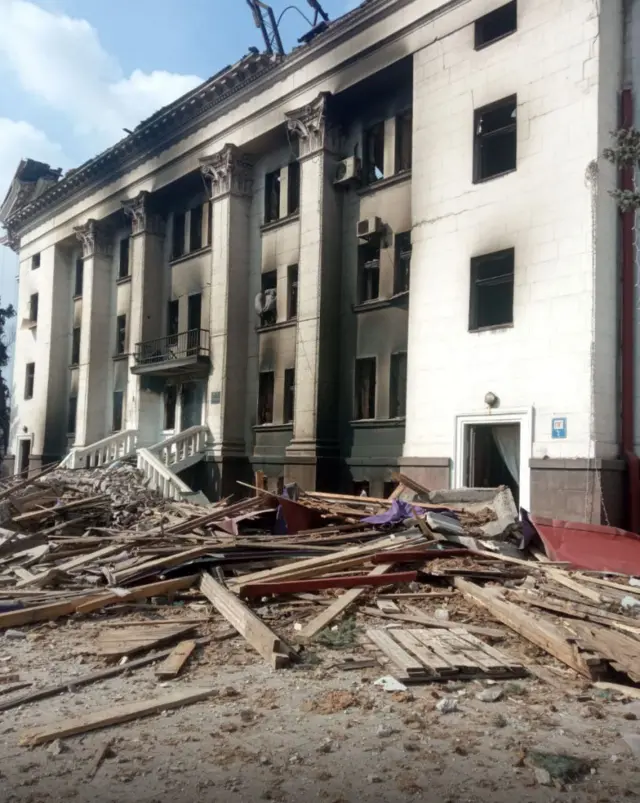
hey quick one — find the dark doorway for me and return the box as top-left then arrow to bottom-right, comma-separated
17,438 -> 31,477
465,423 -> 520,505
180,381 -> 204,430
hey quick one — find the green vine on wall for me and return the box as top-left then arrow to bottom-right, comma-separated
603,128 -> 640,212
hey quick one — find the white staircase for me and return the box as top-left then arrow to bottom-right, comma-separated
137,425 -> 210,503
60,430 -> 138,469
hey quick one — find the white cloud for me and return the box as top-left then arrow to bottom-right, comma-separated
0,0 -> 203,147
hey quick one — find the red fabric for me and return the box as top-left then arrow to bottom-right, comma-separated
531,516 -> 640,575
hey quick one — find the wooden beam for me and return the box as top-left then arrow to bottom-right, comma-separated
199,573 -> 289,669
241,570 -> 417,598
360,606 -> 504,639
574,574 -> 640,596
19,687 -> 218,746
11,494 -> 108,524
111,546 -> 223,585
155,640 -> 197,679
0,593 -> 99,629
74,574 -> 199,616
545,569 -> 602,603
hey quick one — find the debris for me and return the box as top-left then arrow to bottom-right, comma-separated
621,595 -> 640,610
476,686 -> 503,702
376,723 -> 398,737
534,767 -> 552,786
435,697 -> 458,714
4,629 -> 27,640
47,738 -> 69,756
528,751 -> 591,782
373,676 -> 408,692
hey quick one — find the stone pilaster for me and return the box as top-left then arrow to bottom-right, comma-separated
122,191 -> 165,446
200,144 -> 253,495
284,92 -> 343,489
73,219 -> 112,446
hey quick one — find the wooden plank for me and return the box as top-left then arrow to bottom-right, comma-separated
391,472 -> 431,497
435,629 -> 505,672
298,564 -> 392,641
0,592 -> 99,629
74,574 -> 199,615
240,570 -> 417,597
392,629 -> 454,675
377,599 -> 400,613
448,627 -> 523,670
199,573 -> 289,669
19,687 -> 218,746
453,578 -> 599,678
155,640 -> 197,679
93,624 -> 196,658
366,628 -> 425,676
411,629 -> 479,673
0,461 -> 59,502
11,494 -> 108,524
574,574 -> 640,596
360,606 -> 504,639
0,681 -> 31,697
592,681 -> 640,700
545,569 -> 602,603
111,546 -> 223,585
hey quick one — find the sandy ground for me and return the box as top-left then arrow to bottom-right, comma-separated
1,604 -> 640,803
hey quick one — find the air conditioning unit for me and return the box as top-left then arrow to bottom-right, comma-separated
334,157 -> 361,186
357,216 -> 383,239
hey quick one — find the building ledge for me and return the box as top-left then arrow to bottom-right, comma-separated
169,245 -> 212,267
352,292 -> 409,313
260,213 -> 299,235
350,417 -> 406,429
357,170 -> 411,197
473,167 -> 517,186
116,274 -> 131,286
469,322 -> 514,335
253,423 -> 294,433
256,319 -> 297,334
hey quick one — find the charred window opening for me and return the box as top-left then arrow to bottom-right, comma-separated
118,237 -> 130,279
287,161 -> 300,216
358,241 -> 381,303
469,248 -> 515,331
284,368 -> 295,424
187,293 -> 202,354
68,396 -> 77,435
74,259 -> 84,298
353,480 -> 370,497
71,327 -> 81,366
474,96 -> 517,182
112,390 -> 124,432
116,314 -> 127,355
190,204 -> 203,252
287,264 -> 298,320
172,212 -> 186,259
205,201 -> 212,246
396,110 -> 413,173
383,481 -> 398,498
389,352 -> 408,418
260,271 -> 277,327
164,385 -> 177,430
167,299 -> 179,340
24,363 -> 35,400
394,231 -> 412,294
265,169 -> 281,223
355,357 -> 376,420
29,293 -> 38,324
364,121 -> 385,183
258,371 -> 275,425
475,2 -> 517,50
31,253 -> 40,270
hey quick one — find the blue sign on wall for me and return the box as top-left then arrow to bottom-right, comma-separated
551,417 -> 567,439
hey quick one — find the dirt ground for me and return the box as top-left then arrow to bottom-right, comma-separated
2,604 -> 640,803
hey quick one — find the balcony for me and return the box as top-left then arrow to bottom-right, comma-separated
131,329 -> 211,377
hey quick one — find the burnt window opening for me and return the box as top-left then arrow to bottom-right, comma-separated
394,232 -> 412,294
358,241 -> 381,303
190,204 -> 203,252
284,368 -> 295,424
29,293 -> 38,323
164,385 -> 177,430
469,248 -> 515,331
74,259 -> 84,297
260,271 -> 277,327
475,1 -> 517,50
287,161 -> 300,216
187,293 -> 202,355
167,299 -> 179,345
287,264 -> 298,320
396,110 -> 413,173
383,481 -> 398,498
205,200 -> 212,246
364,121 -> 385,183
258,371 -> 275,425
68,396 -> 78,435
389,351 -> 408,418
474,96 -> 517,182
24,362 -> 35,400
353,480 -> 370,497
118,237 -> 130,279
112,390 -> 124,432
172,211 -> 186,260
355,357 -> 376,420
71,327 -> 81,366
116,314 -> 127,355
31,253 -> 40,270
265,169 -> 281,224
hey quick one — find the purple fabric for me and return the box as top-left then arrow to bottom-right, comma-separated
362,499 -> 418,525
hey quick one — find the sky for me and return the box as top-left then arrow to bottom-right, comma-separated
0,0 -> 355,371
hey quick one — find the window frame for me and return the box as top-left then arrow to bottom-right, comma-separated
283,368 -> 295,424
71,326 -> 81,366
264,169 -> 281,224
118,237 -> 130,280
395,109 -> 413,174
354,356 -> 377,421
112,390 -> 124,432
363,120 -> 385,184
163,385 -> 177,431
189,203 -> 203,253
389,351 -> 408,419
357,241 -> 381,304
74,258 -> 84,298
468,247 -> 515,332
24,363 -> 35,400
474,1 -> 517,51
258,370 -> 275,425
115,314 -> 127,356
394,231 -> 412,294
67,396 -> 78,435
31,253 -> 41,270
287,161 -> 300,216
172,211 -> 186,260
473,95 -> 517,184
287,264 -> 299,320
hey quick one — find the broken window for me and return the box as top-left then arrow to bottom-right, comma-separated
74,259 -> 83,297
383,481 -> 398,498
353,480 -> 370,497
118,237 -> 130,279
116,314 -> 127,355
24,363 -> 35,400
364,121 -> 385,183
190,204 -> 203,252
474,96 -> 517,182
205,201 -> 212,246
112,390 -> 124,432
167,299 -> 179,345
358,241 -> 381,303
68,396 -> 77,435
164,385 -> 177,430
287,264 -> 298,319
29,293 -> 38,324
287,161 -> 300,216
394,232 -> 412,294
31,253 -> 40,270
475,1 -> 517,50
389,352 -> 408,418
259,271 -> 277,327
469,248 -> 515,331
284,368 -> 295,424
172,211 -> 186,259
265,169 -> 281,224
71,327 -> 81,365
258,371 -> 275,425
395,110 -> 413,173
187,293 -> 202,354
354,357 -> 376,420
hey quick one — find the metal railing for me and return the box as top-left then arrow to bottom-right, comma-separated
134,329 -> 210,366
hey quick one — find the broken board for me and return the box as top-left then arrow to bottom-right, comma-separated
155,640 -> 197,679
91,624 -> 196,658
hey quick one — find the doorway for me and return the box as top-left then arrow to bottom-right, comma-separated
464,423 -> 520,505
16,438 -> 31,477
180,380 -> 205,430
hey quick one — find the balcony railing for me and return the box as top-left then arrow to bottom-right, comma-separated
131,329 -> 210,376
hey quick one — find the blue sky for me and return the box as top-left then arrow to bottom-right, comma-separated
0,0 -> 353,367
